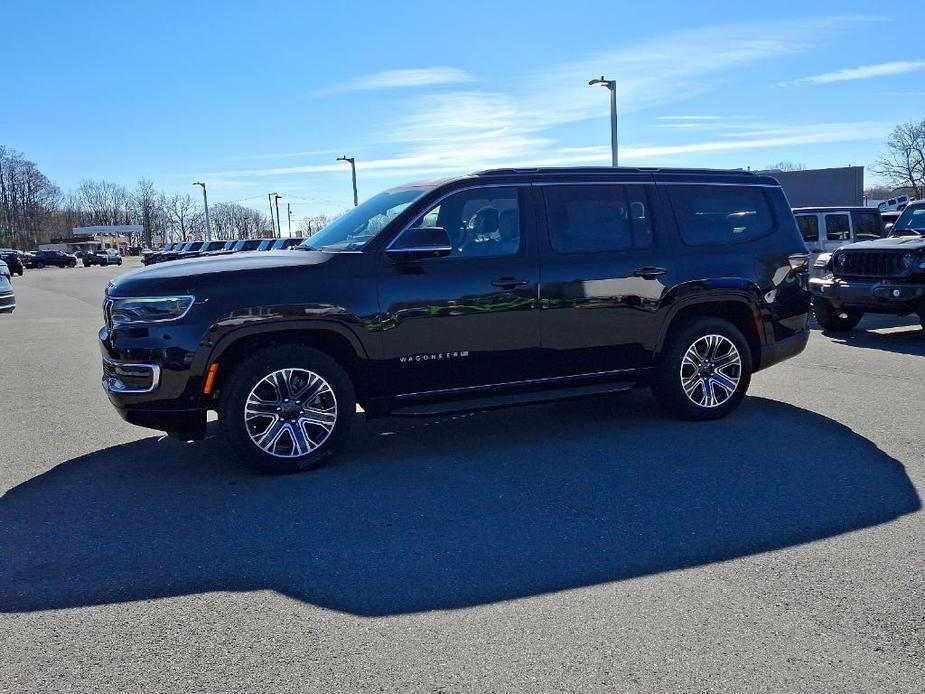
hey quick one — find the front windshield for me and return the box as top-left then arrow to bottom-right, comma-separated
890,205 -> 925,235
301,187 -> 430,252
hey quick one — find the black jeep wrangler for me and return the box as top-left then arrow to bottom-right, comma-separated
100,167 -> 811,473
810,200 -> 925,331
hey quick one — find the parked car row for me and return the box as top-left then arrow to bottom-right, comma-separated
142,237 -> 305,265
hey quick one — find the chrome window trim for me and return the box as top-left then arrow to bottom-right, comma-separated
105,295 -> 195,325
101,356 -> 161,394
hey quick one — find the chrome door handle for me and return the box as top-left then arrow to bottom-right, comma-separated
491,277 -> 529,289
632,266 -> 668,279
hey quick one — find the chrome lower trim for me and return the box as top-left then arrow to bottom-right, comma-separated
395,367 -> 640,400
101,356 -> 161,394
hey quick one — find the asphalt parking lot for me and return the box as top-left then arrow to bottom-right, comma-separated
0,260 -> 922,693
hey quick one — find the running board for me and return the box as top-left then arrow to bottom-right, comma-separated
391,381 -> 636,416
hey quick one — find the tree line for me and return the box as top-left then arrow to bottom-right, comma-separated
0,146 -> 282,250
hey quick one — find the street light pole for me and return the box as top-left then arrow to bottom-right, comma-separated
287,203 -> 292,237
337,156 -> 358,206
193,181 -> 212,241
273,194 -> 282,238
588,76 -> 618,167
267,193 -> 275,236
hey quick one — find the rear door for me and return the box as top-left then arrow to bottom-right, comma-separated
536,177 -> 676,376
823,212 -> 851,252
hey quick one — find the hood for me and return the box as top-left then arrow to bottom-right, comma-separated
108,250 -> 336,296
840,236 -> 925,251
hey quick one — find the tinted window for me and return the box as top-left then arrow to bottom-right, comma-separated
824,214 -> 850,242
544,185 -> 653,254
412,187 -> 521,258
851,211 -> 883,240
669,185 -> 773,246
796,215 -> 819,242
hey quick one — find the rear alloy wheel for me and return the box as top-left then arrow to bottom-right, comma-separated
218,345 -> 355,473
813,298 -> 862,331
652,318 -> 752,421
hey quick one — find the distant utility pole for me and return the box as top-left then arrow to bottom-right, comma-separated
337,156 -> 358,206
193,181 -> 212,241
287,203 -> 292,237
267,193 -> 276,236
588,76 -> 619,166
274,194 -> 282,238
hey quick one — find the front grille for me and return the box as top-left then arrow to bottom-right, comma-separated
835,251 -> 905,279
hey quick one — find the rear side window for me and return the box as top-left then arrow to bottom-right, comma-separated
668,185 -> 774,246
824,214 -> 850,242
543,185 -> 654,254
851,211 -> 883,240
796,215 -> 819,242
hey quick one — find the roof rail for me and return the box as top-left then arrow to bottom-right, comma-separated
472,166 -> 757,177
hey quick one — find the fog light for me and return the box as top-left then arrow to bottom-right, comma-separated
893,289 -> 901,297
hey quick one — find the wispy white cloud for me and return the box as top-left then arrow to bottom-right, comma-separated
777,60 -> 925,87
225,148 -> 345,162
189,16 -> 882,190
314,66 -> 474,95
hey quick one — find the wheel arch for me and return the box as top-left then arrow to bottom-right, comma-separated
205,321 -> 370,404
657,292 -> 763,369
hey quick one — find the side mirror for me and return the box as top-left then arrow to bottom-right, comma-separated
386,227 -> 453,260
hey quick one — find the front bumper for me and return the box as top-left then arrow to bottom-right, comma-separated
99,324 -> 209,436
0,290 -> 15,313
810,276 -> 924,312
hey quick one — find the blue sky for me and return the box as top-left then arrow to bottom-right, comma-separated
3,0 -> 923,220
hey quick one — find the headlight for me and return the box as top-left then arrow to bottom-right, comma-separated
835,253 -> 847,268
109,296 -> 194,326
900,253 -> 915,269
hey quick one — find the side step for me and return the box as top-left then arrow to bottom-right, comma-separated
391,381 -> 636,417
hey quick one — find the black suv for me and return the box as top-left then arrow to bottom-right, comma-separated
810,199 -> 925,330
0,251 -> 24,276
100,167 -> 811,473
34,249 -> 77,268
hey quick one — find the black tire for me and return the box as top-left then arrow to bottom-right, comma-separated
36,262 -> 44,269
651,318 -> 753,421
218,345 -> 356,474
813,298 -> 862,331
918,311 -> 925,331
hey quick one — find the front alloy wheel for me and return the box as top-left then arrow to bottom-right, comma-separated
219,345 -> 355,473
244,368 -> 337,458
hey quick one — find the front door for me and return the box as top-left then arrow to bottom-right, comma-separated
377,185 -> 541,399
537,181 -> 676,377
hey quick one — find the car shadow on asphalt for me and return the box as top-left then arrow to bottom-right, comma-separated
0,393 -> 919,616
814,314 -> 925,357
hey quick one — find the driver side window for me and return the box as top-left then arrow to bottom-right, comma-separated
413,187 -> 521,258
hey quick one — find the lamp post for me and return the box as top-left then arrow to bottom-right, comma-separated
267,193 -> 276,236
588,76 -> 618,167
193,181 -> 212,241
337,156 -> 358,206
273,194 -> 282,238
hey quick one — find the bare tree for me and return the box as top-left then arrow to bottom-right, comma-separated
134,178 -> 158,248
297,214 -> 338,236
873,119 -> 925,198
161,192 -> 200,242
